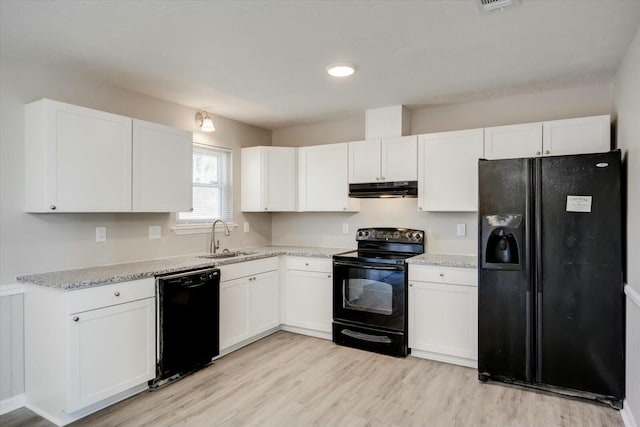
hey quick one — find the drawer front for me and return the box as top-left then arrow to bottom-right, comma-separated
67,278 -> 155,314
285,256 -> 332,273
409,265 -> 477,286
219,256 -> 279,282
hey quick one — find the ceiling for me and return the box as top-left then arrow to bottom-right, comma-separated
1,1 -> 640,130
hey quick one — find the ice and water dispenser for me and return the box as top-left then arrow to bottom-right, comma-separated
481,214 -> 523,270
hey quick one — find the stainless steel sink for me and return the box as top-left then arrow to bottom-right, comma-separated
197,251 -> 254,259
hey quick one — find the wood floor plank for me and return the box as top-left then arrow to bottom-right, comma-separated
0,331 -> 623,427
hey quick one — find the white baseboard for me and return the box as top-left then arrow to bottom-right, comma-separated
0,393 -> 25,415
622,402 -> 638,427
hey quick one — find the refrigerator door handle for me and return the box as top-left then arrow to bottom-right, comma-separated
525,289 -> 532,382
534,157 -> 543,384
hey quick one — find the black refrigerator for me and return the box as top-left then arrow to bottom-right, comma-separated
478,150 -> 625,409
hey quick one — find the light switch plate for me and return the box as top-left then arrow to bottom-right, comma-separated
96,226 -> 107,242
342,223 -> 349,234
149,225 -> 161,240
457,223 -> 466,237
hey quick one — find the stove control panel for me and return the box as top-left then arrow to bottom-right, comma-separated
356,228 -> 424,244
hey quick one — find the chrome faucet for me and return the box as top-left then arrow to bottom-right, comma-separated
210,219 -> 231,253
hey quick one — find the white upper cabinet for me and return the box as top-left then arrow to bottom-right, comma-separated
484,122 -> 543,160
418,129 -> 484,212
132,119 -> 192,212
25,99 -> 133,212
24,99 -> 193,213
298,143 -> 359,212
542,115 -> 610,157
349,136 -> 417,183
241,146 -> 297,212
484,115 -> 610,160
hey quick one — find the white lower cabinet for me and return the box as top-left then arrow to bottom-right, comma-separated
408,265 -> 478,368
24,279 -> 156,426
219,257 -> 280,352
283,256 -> 333,339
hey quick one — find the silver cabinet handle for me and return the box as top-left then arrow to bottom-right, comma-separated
536,151 -> 541,155
114,291 -> 120,297
343,207 -> 347,210
381,177 -> 386,181
544,150 -> 550,155
264,207 -> 268,211
50,205 -> 56,210
327,274 -> 332,278
375,177 -> 380,181
409,283 -> 413,287
305,262 -> 309,266
418,206 -> 423,211
439,273 -> 444,277
73,316 -> 79,322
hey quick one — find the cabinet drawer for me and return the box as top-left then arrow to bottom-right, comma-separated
409,265 -> 477,286
285,256 -> 332,273
67,278 -> 155,314
219,257 -> 279,282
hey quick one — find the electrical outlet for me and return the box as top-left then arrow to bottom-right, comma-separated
342,223 -> 349,234
457,223 -> 466,237
244,222 -> 250,233
149,225 -> 161,240
96,226 -> 107,242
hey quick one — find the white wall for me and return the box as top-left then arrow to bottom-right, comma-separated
0,55 -> 273,286
271,81 -> 613,253
613,26 -> 640,427
0,55 -> 273,404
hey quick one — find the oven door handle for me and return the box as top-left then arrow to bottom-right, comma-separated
333,261 -> 404,271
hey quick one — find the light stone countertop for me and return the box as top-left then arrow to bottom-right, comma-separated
406,253 -> 477,268
16,245 -> 353,290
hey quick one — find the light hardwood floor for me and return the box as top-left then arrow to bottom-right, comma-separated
2,331 -> 623,427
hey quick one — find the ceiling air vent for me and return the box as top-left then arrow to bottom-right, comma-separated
477,0 -> 520,13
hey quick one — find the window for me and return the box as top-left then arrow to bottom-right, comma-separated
176,144 -> 232,225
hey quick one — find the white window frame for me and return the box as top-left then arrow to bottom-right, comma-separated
173,144 -> 236,235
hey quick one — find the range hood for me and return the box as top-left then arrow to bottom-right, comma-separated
349,181 -> 418,198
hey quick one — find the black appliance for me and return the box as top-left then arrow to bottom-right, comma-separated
333,227 -> 424,357
349,181 -> 418,198
153,267 -> 220,385
478,150 -> 624,408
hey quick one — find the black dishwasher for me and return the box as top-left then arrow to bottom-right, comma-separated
154,267 -> 220,385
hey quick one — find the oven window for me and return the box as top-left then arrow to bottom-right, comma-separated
344,278 -> 393,315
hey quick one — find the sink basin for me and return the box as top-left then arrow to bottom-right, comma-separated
197,251 -> 254,259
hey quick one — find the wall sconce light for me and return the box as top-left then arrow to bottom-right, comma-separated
195,111 -> 215,132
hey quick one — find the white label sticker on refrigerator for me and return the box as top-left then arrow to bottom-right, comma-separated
566,196 -> 592,212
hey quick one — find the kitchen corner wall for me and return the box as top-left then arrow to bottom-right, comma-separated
0,55 -> 272,287
272,81 -> 613,254
614,26 -> 640,427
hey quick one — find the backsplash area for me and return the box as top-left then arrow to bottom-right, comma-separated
271,198 -> 477,254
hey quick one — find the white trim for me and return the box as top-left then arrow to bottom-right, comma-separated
0,393 -> 25,415
280,325 -> 332,341
625,285 -> 640,308
410,349 -> 478,369
171,222 -> 238,235
0,283 -> 25,297
622,403 -> 638,427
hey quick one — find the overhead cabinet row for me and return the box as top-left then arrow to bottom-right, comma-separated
243,114 -> 610,213
25,99 -> 193,213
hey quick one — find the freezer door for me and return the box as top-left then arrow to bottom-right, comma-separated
536,151 -> 624,401
478,158 -> 533,383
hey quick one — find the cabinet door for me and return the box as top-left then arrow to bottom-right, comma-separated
542,115 -> 610,157
348,139 -> 381,183
381,136 -> 417,181
299,143 -> 358,212
26,99 -> 133,212
66,297 -> 155,412
264,147 -> 297,211
220,277 -> 250,350
132,119 -> 192,212
285,270 -> 333,333
418,129 -> 483,212
249,270 -> 280,335
409,281 -> 478,362
484,122 -> 543,160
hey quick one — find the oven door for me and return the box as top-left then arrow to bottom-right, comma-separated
333,260 -> 406,331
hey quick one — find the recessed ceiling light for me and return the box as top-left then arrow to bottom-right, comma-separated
326,63 -> 357,78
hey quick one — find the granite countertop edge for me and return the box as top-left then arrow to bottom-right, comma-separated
406,253 -> 478,268
16,245 -> 353,290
